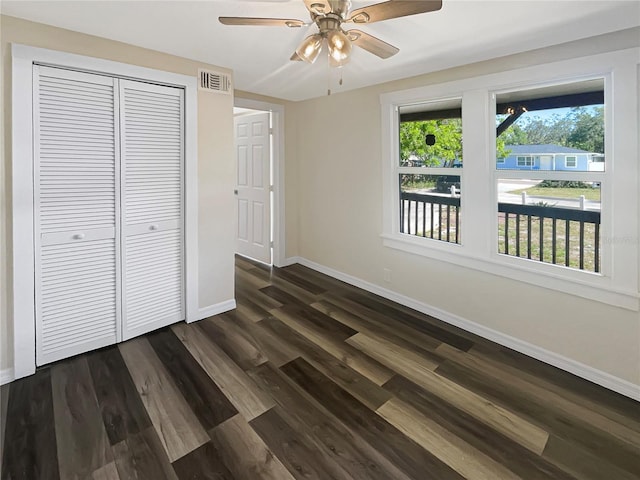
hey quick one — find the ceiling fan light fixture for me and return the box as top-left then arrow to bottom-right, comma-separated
296,33 -> 323,63
326,29 -> 352,66
220,0 -> 439,68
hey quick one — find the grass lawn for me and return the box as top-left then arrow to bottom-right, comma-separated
498,213 -> 599,272
508,187 -> 600,201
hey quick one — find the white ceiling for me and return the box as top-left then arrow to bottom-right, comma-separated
2,1 -> 639,101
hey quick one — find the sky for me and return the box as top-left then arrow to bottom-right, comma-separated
514,105 -> 601,123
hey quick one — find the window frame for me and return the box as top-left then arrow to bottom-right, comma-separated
565,155 -> 578,168
493,80 -> 608,275
397,99 -> 464,245
380,48 -> 639,310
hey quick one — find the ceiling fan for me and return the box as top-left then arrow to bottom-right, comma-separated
219,0 -> 443,67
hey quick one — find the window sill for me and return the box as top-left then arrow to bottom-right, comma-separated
381,233 -> 639,311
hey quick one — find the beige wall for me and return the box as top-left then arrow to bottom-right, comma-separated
287,27 -> 640,387
0,15 -> 236,371
1,14 -> 638,393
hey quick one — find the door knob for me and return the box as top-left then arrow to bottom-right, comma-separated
234,189 -> 238,195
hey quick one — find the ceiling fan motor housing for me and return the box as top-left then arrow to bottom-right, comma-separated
316,15 -> 343,35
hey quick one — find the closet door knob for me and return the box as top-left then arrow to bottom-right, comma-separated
73,233 -> 85,240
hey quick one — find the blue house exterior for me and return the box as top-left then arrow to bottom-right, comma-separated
498,144 -> 604,171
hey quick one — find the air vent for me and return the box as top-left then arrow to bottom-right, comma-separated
199,69 -> 232,94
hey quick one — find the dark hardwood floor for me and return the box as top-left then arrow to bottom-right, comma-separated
2,256 -> 639,479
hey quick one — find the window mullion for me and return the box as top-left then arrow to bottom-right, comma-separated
461,89 -> 492,256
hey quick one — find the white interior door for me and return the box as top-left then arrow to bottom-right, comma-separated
235,112 -> 272,264
34,66 -> 120,365
120,80 -> 185,340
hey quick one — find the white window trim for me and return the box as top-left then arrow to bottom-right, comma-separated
11,44 -> 199,379
565,155 -> 578,168
380,47 -> 639,311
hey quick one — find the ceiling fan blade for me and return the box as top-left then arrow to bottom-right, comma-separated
303,0 -> 332,15
347,29 -> 399,59
347,0 -> 442,24
219,17 -> 305,27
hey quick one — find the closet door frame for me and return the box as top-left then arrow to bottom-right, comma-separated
11,44 -> 199,379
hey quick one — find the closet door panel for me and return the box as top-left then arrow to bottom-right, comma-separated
34,66 -> 120,365
120,80 -> 184,340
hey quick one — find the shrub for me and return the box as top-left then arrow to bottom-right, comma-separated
532,201 -> 558,207
537,180 -> 592,188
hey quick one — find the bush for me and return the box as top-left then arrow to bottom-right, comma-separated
532,201 -> 557,207
537,180 -> 592,188
401,175 -> 436,189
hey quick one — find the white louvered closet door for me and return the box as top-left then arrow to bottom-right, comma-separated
120,80 -> 185,340
34,66 -> 120,365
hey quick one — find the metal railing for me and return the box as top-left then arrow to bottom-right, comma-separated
400,191 -> 601,272
498,202 -> 600,272
400,191 -> 461,244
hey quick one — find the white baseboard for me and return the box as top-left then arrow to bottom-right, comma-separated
190,299 -> 237,323
294,257 -> 640,401
280,256 -> 302,267
0,368 -> 14,386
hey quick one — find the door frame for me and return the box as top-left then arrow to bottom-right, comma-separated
234,97 -> 286,267
11,44 -> 199,380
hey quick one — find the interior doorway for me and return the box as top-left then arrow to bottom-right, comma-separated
234,109 -> 272,264
233,99 -> 285,267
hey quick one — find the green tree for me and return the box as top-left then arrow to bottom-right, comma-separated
496,105 -> 604,153
518,113 -> 573,146
500,123 -> 529,145
567,106 -> 604,153
399,119 -> 462,167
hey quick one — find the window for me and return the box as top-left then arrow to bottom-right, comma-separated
495,79 -> 605,274
381,48 -> 639,309
497,179 -> 601,272
517,156 -> 534,167
397,99 -> 462,245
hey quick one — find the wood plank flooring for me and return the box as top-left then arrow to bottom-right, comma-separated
2,256 -> 639,479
